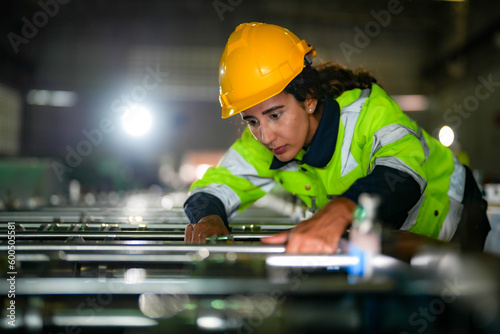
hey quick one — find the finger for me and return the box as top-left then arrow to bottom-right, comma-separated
197,231 -> 208,244
287,234 -> 331,254
285,232 -> 301,254
192,226 -> 203,243
325,238 -> 339,254
300,243 -> 334,254
184,224 -> 194,243
321,244 -> 337,254
261,231 -> 290,244
300,239 -> 331,254
220,228 -> 230,236
193,224 -> 211,243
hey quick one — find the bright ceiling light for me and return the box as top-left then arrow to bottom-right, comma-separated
439,126 -> 455,147
122,105 -> 152,137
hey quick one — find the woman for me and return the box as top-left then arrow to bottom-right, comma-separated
184,22 -> 490,253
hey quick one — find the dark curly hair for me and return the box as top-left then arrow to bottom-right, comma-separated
283,61 -> 377,105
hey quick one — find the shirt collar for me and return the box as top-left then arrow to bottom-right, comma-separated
270,95 -> 341,169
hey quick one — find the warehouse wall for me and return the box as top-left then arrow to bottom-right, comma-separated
1,0 -> 498,191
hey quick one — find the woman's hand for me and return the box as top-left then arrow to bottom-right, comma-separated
261,197 -> 356,253
184,215 -> 230,243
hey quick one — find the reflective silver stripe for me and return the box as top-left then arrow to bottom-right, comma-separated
219,148 -> 256,175
244,175 -> 276,193
448,155 -> 465,203
278,161 -> 299,172
340,89 -> 370,177
400,156 -> 466,240
400,193 -> 425,231
220,148 -> 276,193
417,127 -> 430,162
400,194 -> 464,242
369,123 -> 426,192
191,148 -> 276,221
438,197 -> 464,241
437,155 -> 466,241
373,156 -> 427,192
190,184 -> 241,221
370,124 -> 418,166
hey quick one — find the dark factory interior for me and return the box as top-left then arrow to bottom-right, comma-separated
1,0 -> 500,333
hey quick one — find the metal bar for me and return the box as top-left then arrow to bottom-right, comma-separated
61,253 -> 194,262
0,277 -> 396,295
0,244 -> 286,253
266,255 -> 359,268
0,233 -> 274,239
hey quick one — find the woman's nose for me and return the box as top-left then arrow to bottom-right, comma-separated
259,124 -> 276,146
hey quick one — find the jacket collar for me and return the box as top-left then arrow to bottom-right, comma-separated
270,95 -> 341,169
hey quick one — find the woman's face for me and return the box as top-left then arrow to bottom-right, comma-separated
240,92 -> 319,162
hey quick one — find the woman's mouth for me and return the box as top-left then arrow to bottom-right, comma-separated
272,146 -> 286,155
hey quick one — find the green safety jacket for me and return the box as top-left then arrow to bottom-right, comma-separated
188,84 -> 466,241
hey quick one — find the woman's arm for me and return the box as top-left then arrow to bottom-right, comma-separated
184,128 -> 277,243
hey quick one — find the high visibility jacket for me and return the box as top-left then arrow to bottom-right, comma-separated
188,84 -> 466,241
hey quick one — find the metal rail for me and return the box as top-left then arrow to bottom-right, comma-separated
0,243 -> 286,253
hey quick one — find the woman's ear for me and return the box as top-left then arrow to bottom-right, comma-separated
304,96 -> 318,114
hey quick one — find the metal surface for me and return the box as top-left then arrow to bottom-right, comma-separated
1,198 -> 500,334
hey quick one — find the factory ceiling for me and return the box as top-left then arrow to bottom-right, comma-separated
0,0 -> 499,181
1,0 -> 498,91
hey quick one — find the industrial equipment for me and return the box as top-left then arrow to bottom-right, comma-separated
1,192 -> 500,333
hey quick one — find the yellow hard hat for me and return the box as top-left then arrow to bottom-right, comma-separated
219,22 -> 316,119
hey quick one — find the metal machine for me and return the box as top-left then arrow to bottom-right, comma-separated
1,192 -> 500,333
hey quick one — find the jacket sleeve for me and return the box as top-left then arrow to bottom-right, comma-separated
183,192 -> 229,227
341,85 -> 428,228
341,165 -> 421,229
184,127 -> 277,224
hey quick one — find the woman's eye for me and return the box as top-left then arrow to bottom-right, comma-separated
246,119 -> 258,126
270,112 -> 281,119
